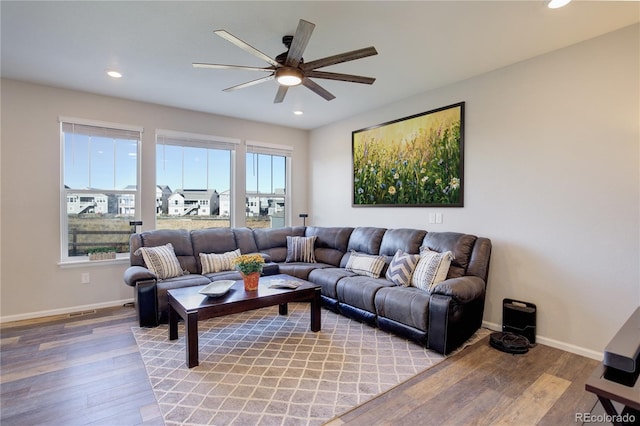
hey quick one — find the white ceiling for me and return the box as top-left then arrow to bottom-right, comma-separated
2,1 -> 638,130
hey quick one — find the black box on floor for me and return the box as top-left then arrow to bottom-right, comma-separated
503,298 -> 536,344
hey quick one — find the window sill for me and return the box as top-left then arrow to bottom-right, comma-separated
58,255 -> 129,268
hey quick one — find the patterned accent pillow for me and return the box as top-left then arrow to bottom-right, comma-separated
345,251 -> 386,278
411,249 -> 453,292
286,236 -> 317,263
200,249 -> 241,274
134,243 -> 183,280
385,249 -> 421,287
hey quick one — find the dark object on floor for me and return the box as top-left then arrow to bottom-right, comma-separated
603,306 -> 640,387
490,332 -> 530,354
503,298 -> 537,344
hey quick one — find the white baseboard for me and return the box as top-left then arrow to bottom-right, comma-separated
482,320 -> 603,361
0,298 -> 134,324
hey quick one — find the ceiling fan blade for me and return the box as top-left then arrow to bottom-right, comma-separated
214,30 -> 280,67
285,19 -> 315,67
305,71 -> 375,85
274,86 -> 289,103
193,63 -> 275,72
302,78 -> 335,101
302,47 -> 378,71
223,74 -> 275,92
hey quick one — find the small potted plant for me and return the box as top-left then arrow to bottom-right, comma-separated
233,254 -> 264,291
87,247 -> 116,261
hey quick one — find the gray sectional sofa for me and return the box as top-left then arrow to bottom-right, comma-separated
124,226 -> 491,354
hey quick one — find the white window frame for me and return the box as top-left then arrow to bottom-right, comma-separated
246,140 -> 293,227
155,129 -> 240,228
59,117 -> 143,263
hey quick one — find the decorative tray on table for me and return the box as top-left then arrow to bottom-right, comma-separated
199,280 -> 236,297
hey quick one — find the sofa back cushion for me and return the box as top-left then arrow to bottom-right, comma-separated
341,227 -> 386,267
466,237 -> 492,282
422,232 -> 477,279
253,226 -> 305,262
233,227 -> 259,254
305,226 -> 354,266
191,228 -> 238,273
130,229 -> 198,274
379,228 -> 427,256
347,227 -> 386,254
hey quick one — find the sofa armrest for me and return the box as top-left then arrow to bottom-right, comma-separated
123,266 -> 157,287
430,276 -> 485,304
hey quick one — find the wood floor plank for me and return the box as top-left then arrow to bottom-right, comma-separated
492,373 -> 571,425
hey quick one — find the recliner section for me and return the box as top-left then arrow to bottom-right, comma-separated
124,225 -> 491,354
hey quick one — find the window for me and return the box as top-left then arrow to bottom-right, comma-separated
246,141 -> 292,229
156,130 -> 238,230
60,118 -> 142,260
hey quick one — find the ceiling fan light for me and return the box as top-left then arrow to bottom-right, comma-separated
276,67 -> 303,86
547,0 -> 571,9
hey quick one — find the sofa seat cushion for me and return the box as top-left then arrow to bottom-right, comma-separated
203,270 -> 243,282
278,262 -> 330,280
307,267 -> 357,300
374,286 -> 431,332
336,276 -> 396,313
155,274 -> 212,321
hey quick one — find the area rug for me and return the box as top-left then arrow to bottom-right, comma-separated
133,303 -> 488,426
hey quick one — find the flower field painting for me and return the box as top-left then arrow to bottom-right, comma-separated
352,102 -> 464,207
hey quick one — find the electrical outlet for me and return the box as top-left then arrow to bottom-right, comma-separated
81,273 -> 90,284
436,213 -> 443,224
428,213 -> 436,224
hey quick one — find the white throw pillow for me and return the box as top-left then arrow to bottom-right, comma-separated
134,243 -> 183,280
345,251 -> 386,278
411,249 -> 453,292
200,249 -> 241,274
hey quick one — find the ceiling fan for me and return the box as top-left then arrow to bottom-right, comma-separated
193,19 -> 378,103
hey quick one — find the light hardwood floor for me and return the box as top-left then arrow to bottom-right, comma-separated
1,305 -> 599,425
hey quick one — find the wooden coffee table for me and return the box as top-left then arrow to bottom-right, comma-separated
167,274 -> 321,368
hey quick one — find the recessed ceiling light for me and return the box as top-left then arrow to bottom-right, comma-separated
548,0 -> 571,9
293,110 -> 304,116
106,70 -> 122,78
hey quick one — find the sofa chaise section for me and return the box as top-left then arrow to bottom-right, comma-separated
375,232 -> 492,353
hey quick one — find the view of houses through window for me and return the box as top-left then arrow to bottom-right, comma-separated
246,151 -> 287,228
61,125 -> 292,260
155,137 -> 233,231
154,132 -> 290,232
61,119 -> 141,259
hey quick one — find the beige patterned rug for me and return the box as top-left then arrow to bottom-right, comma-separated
133,303 -> 488,426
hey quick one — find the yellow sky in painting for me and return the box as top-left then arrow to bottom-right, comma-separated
355,105 -> 461,146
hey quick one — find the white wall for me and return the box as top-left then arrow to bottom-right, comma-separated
0,80 -> 309,321
309,24 -> 639,357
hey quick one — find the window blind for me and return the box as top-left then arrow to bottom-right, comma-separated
246,140 -> 293,157
156,129 -> 240,151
